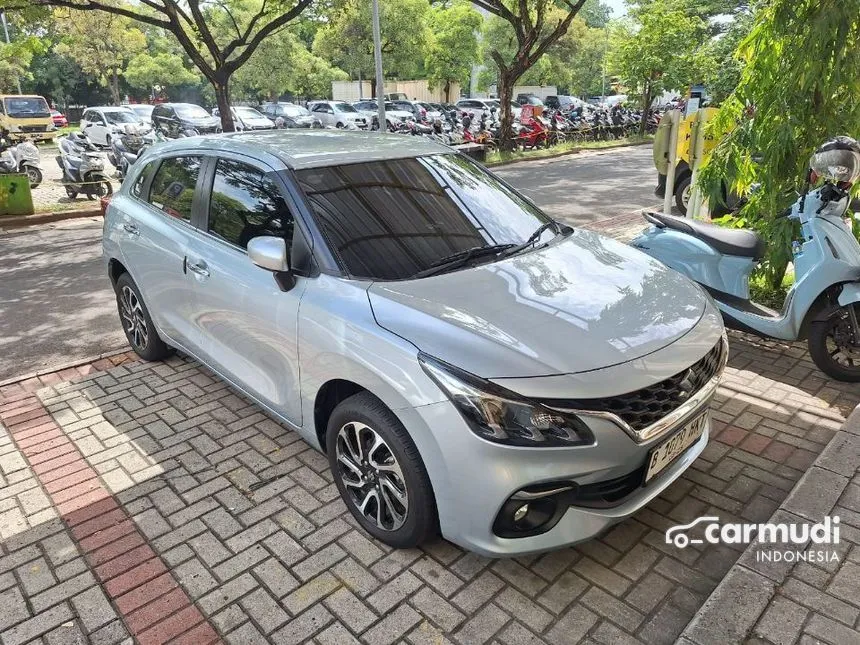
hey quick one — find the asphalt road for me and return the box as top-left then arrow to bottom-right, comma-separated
0,144 -> 658,381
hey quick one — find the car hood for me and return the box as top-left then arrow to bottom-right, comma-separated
367,229 -> 708,378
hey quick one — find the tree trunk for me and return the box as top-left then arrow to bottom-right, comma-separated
110,69 -> 121,106
444,80 -> 451,103
639,82 -> 652,138
213,77 -> 235,132
498,72 -> 516,151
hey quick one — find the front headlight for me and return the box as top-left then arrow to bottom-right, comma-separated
419,354 -> 594,447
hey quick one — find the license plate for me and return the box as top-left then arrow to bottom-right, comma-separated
645,413 -> 707,483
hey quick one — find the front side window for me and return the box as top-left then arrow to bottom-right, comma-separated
296,154 -> 553,280
207,158 -> 293,250
148,156 -> 201,222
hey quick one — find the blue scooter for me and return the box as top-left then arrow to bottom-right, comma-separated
631,137 -> 860,381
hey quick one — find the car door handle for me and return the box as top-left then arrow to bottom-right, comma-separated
187,260 -> 210,278
123,223 -> 139,235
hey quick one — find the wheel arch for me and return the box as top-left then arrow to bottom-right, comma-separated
314,379 -> 368,451
108,257 -> 129,288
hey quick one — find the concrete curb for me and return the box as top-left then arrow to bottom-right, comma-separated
485,139 -> 652,168
678,403 -> 860,645
0,346 -> 130,388
0,207 -> 102,230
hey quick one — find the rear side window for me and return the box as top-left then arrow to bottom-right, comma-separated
207,158 -> 294,250
147,156 -> 201,222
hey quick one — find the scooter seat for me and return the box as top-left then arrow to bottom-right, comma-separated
645,212 -> 766,259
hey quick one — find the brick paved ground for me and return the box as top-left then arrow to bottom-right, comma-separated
681,406 -> 860,645
0,330 -> 857,645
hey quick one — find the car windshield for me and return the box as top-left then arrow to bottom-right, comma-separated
105,110 -> 138,124
296,154 -> 556,280
333,102 -> 358,113
175,104 -> 210,118
283,105 -> 310,117
129,105 -> 154,117
4,96 -> 50,118
384,103 -> 402,111
235,107 -> 264,119
390,101 -> 413,111
355,102 -> 376,110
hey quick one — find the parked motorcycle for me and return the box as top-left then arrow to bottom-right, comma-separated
57,132 -> 113,200
108,125 -> 146,179
0,139 -> 42,188
631,136 -> 860,381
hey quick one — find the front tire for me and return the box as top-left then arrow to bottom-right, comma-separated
808,306 -> 860,382
115,273 -> 173,361
327,392 -> 437,548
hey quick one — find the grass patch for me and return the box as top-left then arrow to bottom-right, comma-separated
486,135 -> 653,166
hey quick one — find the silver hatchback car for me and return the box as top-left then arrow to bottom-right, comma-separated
103,130 -> 727,556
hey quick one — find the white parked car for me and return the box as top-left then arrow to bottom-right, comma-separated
309,101 -> 368,129
352,100 -> 415,129
213,106 -> 275,131
126,104 -> 155,127
80,106 -> 149,147
456,99 -> 520,122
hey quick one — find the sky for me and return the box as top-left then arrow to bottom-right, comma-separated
605,0 -> 627,17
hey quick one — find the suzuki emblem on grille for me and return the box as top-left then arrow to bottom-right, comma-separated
678,370 -> 695,401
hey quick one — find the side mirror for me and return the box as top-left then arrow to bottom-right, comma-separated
248,236 -> 295,291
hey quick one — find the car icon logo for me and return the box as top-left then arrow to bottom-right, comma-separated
665,516 -> 720,548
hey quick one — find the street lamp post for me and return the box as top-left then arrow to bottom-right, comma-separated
371,0 -> 385,132
1,11 -> 22,95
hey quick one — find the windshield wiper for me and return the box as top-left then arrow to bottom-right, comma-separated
410,244 -> 516,279
499,221 -> 565,259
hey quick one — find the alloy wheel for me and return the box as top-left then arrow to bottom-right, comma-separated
120,285 -> 149,351
681,183 -> 692,209
335,421 -> 408,531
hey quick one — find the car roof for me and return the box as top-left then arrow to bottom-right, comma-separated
147,130 -> 450,170
91,106 -> 134,111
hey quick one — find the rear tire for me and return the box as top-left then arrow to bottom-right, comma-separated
23,166 -> 42,188
808,306 -> 860,382
115,273 -> 173,361
326,392 -> 437,548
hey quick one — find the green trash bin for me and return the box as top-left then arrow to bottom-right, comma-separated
0,174 -> 35,216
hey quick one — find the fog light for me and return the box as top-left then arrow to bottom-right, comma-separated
513,504 -> 529,523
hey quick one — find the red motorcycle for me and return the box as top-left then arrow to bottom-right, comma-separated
516,114 -> 549,150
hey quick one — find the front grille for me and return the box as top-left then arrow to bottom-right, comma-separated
545,339 -> 725,432
20,125 -> 48,133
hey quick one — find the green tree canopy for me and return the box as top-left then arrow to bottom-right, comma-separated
424,1 -> 482,102
613,2 -> 709,132
53,7 -> 146,104
3,0 -> 315,131
312,0 -> 430,82
234,28 -> 348,100
700,0 -> 860,286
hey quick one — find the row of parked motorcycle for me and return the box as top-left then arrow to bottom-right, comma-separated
379,103 -> 657,151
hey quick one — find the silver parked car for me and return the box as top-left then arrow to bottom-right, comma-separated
103,130 -> 727,556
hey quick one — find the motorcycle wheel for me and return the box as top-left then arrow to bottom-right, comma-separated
24,165 -> 42,188
65,185 -> 78,199
808,306 -> 860,382
87,179 -> 113,200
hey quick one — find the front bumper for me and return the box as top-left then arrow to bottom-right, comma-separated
405,397 -> 711,556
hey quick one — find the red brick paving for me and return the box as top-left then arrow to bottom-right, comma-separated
0,391 -> 222,645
